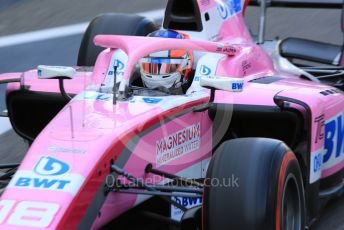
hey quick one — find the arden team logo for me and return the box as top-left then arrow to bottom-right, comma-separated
156,123 -> 201,166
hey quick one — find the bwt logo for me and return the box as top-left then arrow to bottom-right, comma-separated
115,59 -> 125,71
34,156 -> 70,176
143,97 -> 162,104
200,65 -> 211,76
108,59 -> 125,76
13,157 -> 73,191
323,114 -> 344,163
217,0 -> 242,19
217,1 -> 230,19
232,82 -> 243,91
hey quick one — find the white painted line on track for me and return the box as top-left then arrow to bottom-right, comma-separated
0,117 -> 11,135
0,8 -> 164,134
0,9 -> 164,48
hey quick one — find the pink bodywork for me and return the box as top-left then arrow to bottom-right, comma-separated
0,0 -> 343,229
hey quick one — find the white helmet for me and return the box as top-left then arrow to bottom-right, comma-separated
139,30 -> 193,94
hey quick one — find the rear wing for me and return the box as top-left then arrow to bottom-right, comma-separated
249,0 -> 343,8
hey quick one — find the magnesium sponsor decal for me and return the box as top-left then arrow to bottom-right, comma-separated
47,145 -> 85,154
9,156 -> 84,195
156,123 -> 201,166
0,200 -> 59,228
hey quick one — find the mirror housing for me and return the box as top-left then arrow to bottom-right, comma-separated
37,65 -> 76,80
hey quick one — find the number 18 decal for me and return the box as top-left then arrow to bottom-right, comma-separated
0,200 -> 59,228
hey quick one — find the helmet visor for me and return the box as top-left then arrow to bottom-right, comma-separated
140,58 -> 184,75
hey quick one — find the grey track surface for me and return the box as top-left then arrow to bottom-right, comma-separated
0,0 -> 168,36
245,7 -> 342,45
0,1 -> 343,229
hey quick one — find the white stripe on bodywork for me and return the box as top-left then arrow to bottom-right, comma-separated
8,170 -> 85,196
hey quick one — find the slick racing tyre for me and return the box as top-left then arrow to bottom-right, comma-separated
78,13 -> 158,66
203,138 -> 305,230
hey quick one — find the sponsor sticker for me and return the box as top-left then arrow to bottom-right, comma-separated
9,156 -> 84,195
310,112 -> 344,183
216,43 -> 238,55
216,0 -> 242,20
143,98 -> 163,104
47,145 -> 85,154
216,1 -> 230,19
200,65 -> 212,76
231,82 -> 243,91
309,149 -> 324,183
34,156 -> 70,176
156,123 -> 201,166
322,113 -> 344,165
171,196 -> 202,221
107,59 -> 125,76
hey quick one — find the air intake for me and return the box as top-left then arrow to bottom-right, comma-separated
163,0 -> 203,31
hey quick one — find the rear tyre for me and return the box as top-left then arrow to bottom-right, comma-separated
203,138 -> 305,230
77,13 -> 158,66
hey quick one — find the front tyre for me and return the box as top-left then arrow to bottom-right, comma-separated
203,138 -> 305,230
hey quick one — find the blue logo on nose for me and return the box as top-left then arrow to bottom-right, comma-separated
200,65 -> 211,75
217,1 -> 230,19
143,98 -> 162,104
115,60 -> 125,71
34,156 -> 70,176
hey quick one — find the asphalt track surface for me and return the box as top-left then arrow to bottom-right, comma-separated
0,0 -> 343,229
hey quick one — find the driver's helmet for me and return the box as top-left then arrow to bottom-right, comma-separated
139,29 -> 193,93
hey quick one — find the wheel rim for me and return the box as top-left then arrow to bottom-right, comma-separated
281,174 -> 301,230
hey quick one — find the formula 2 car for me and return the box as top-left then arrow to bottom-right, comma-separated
0,0 -> 343,229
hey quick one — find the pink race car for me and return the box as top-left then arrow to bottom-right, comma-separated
0,0 -> 343,229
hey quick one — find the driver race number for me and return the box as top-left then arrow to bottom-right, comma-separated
0,200 -> 59,227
